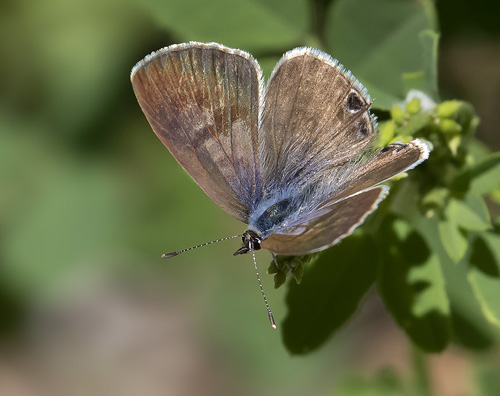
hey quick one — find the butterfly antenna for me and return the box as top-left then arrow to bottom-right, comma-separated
161,235 -> 242,258
250,242 -> 276,330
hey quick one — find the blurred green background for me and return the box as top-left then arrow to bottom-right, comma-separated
1,0 -> 499,395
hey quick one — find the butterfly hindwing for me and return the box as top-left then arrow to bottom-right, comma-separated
334,139 -> 429,200
258,139 -> 429,255
260,186 -> 388,255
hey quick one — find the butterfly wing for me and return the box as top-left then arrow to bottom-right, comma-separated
260,139 -> 429,255
259,47 -> 376,193
261,186 -> 388,256
334,139 -> 429,200
131,42 -> 262,222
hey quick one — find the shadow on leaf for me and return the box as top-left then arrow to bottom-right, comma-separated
377,216 -> 451,352
282,234 -> 378,355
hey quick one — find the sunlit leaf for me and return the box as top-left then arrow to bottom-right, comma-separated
438,219 -> 468,263
378,218 -> 451,352
468,270 -> 500,328
467,227 -> 500,327
452,151 -> 500,195
447,196 -> 491,232
415,217 -> 496,349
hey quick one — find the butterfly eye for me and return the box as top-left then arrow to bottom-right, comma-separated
346,91 -> 365,113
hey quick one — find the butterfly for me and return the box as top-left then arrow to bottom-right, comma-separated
131,42 -> 429,328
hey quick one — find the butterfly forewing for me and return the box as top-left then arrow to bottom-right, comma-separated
131,43 -> 262,222
259,48 -> 375,193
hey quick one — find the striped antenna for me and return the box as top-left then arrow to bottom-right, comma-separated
250,240 -> 276,330
161,234 -> 242,258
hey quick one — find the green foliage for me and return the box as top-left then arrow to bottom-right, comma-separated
338,365 -> 430,396
255,0 -> 500,357
327,0 -> 439,109
282,235 -> 378,354
338,368 -> 407,396
267,253 -> 317,288
1,1 -> 499,393
139,0 -> 309,51
377,218 -> 451,352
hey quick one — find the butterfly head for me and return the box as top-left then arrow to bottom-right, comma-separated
233,230 -> 262,256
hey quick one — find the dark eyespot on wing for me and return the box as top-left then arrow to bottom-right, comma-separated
346,90 -> 366,113
356,118 -> 370,139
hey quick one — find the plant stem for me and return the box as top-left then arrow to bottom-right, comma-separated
412,345 -> 434,396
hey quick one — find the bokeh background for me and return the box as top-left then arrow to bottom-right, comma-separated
1,0 -> 499,395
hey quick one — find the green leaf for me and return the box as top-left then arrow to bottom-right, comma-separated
446,196 -> 491,232
452,151 -> 500,196
437,195 -> 491,262
282,235 -> 377,354
395,111 -> 433,138
405,98 -> 422,115
402,30 -> 440,101
467,227 -> 500,327
415,217 -> 496,349
436,100 -> 465,118
483,224 -> 500,268
438,219 -> 468,263
326,0 -> 438,110
438,119 -> 462,135
268,254 -> 317,288
377,218 -> 451,352
490,187 -> 500,205
377,120 -> 397,146
468,270 -> 500,328
138,0 -> 309,51
391,106 -> 406,123
421,187 -> 449,209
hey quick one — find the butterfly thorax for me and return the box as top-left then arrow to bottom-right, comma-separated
248,185 -> 321,237
254,198 -> 294,230
233,199 -> 299,255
